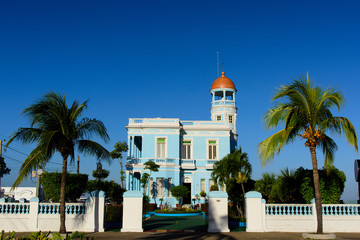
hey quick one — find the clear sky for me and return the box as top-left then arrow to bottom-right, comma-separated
1,0 -> 359,200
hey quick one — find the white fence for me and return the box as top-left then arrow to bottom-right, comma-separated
245,191 -> 360,233
0,191 -> 105,232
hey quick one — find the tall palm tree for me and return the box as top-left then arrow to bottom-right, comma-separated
6,92 -> 111,233
258,74 -> 358,234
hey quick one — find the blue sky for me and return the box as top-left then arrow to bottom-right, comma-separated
1,0 -> 359,200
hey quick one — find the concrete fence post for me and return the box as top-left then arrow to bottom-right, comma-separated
83,190 -> 106,232
208,191 -> 230,232
311,198 -> 317,232
245,191 -> 265,232
121,191 -> 143,232
29,197 -> 39,231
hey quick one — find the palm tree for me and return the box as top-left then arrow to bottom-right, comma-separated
258,74 -> 358,234
6,92 -> 111,233
211,148 -> 252,193
254,173 -> 277,202
211,148 -> 252,217
143,160 -> 159,197
110,141 -> 128,188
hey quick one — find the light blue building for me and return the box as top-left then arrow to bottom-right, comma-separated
125,72 -> 238,206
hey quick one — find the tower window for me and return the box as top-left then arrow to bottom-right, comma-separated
226,91 -> 233,100
156,138 -> 167,158
229,115 -> 233,124
214,91 -> 223,100
216,115 -> 222,121
208,140 -> 217,160
182,140 -> 192,159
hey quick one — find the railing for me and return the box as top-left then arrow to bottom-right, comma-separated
38,203 -> 85,215
0,203 -> 30,214
212,100 -> 235,106
181,121 -> 225,126
127,158 -> 177,165
181,160 -> 195,164
322,204 -> 360,215
266,204 -> 312,215
129,118 -> 179,125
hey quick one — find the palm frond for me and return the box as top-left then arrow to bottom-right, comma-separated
258,127 -> 295,166
76,118 -> 110,142
77,140 -> 111,163
318,134 -> 337,168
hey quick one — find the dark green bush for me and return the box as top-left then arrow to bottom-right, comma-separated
86,180 -> 126,204
41,172 -> 88,202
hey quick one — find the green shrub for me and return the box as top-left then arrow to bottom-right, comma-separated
86,180 -> 126,204
41,172 -> 88,202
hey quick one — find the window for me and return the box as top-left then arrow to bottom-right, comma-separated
149,177 -> 153,196
216,115 -> 222,121
201,179 -> 205,192
209,179 -> 214,189
168,178 -> 172,197
208,140 -> 217,160
182,140 -> 192,159
156,138 -> 166,158
157,177 -> 165,198
228,115 -> 233,124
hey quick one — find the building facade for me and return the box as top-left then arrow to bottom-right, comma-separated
125,72 -> 237,206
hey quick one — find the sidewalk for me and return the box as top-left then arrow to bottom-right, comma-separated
84,231 -> 360,240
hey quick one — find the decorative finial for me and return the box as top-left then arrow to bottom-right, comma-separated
221,72 -> 225,76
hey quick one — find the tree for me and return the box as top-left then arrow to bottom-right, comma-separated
254,173 -> 277,202
211,148 -> 252,217
143,160 -> 159,196
110,141 -> 128,188
0,156 -> 11,194
170,185 -> 189,207
6,92 -> 111,233
258,74 -> 358,234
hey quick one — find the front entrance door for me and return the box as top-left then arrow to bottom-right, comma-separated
183,183 -> 191,204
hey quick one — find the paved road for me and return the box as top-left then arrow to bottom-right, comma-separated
84,232 -> 360,240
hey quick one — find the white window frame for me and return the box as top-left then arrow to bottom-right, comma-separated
155,136 -> 168,159
157,177 -> 165,198
228,115 -> 233,124
207,139 -> 218,160
182,139 -> 193,159
201,178 -> 206,192
216,115 -> 222,121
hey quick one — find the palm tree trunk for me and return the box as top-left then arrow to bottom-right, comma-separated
59,154 -> 68,233
241,183 -> 246,218
309,145 -> 323,234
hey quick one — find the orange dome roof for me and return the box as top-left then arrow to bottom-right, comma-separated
211,72 -> 236,90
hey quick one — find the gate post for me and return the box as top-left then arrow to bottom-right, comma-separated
208,191 -> 230,232
121,191 -> 143,232
245,191 -> 265,232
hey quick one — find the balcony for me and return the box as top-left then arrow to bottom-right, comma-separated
206,160 -> 218,169
181,160 -> 196,169
126,158 -> 176,167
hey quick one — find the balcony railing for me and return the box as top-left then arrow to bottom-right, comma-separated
206,160 -> 218,169
126,158 -> 177,166
180,160 -> 196,169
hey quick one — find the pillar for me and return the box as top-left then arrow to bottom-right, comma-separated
121,191 -> 143,232
29,197 -> 39,230
245,191 -> 265,232
208,191 -> 230,232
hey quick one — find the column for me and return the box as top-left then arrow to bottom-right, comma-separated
245,191 -> 265,232
208,191 -> 230,232
29,197 -> 40,230
121,191 -> 143,232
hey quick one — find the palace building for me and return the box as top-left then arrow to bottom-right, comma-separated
125,72 -> 238,205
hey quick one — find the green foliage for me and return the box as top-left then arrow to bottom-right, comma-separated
86,180 -> 126,204
92,169 -> 110,181
199,191 -> 206,197
0,157 -> 11,178
144,161 -> 160,172
110,141 -> 128,159
170,185 -> 189,200
41,172 -> 88,202
297,167 -> 346,204
0,230 -> 86,240
256,167 -> 346,204
227,178 -> 255,217
140,173 -> 150,189
211,148 -> 252,187
254,173 -> 277,202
